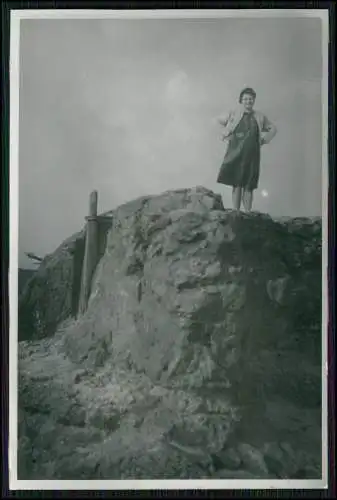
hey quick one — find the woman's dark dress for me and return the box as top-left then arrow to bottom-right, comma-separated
217,111 -> 261,191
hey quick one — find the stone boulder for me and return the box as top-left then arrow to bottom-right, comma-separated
18,186 -> 322,480
18,269 -> 36,297
18,230 -> 86,341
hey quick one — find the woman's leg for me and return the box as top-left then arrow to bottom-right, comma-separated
232,186 -> 242,210
242,189 -> 253,212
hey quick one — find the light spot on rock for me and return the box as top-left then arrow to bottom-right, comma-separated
266,276 -> 291,305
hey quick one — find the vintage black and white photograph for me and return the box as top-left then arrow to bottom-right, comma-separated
10,9 -> 328,489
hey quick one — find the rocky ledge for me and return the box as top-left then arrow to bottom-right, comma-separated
18,186 -> 322,480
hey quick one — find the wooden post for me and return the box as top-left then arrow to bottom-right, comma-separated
78,190 -> 98,314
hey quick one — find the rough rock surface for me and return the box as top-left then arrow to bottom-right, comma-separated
18,186 -> 322,480
18,269 -> 36,297
18,230 -> 85,341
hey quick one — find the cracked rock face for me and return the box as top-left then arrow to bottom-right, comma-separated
18,230 -> 86,341
18,186 -> 322,479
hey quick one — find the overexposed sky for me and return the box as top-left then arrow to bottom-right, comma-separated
18,15 -> 323,268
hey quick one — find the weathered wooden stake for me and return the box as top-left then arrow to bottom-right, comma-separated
78,190 -> 98,314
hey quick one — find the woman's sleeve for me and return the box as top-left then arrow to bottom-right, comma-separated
217,111 -> 231,127
262,115 -> 277,144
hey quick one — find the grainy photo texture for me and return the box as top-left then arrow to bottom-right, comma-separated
12,11 -> 328,488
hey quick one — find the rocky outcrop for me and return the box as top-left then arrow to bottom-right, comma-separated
18,186 -> 322,480
18,269 -> 36,296
18,231 -> 86,341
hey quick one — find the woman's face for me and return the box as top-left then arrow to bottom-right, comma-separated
241,93 -> 255,111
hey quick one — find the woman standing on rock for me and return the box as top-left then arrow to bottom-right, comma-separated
217,87 -> 277,212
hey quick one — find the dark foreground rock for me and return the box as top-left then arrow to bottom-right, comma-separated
18,269 -> 36,297
18,186 -> 322,480
18,231 -> 86,341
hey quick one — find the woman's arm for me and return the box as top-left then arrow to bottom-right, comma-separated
215,111 -> 232,141
261,115 -> 277,144
217,111 -> 231,127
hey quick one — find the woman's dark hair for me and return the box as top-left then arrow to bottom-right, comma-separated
239,87 -> 256,103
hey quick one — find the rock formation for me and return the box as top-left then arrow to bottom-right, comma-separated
18,231 -> 85,341
18,269 -> 36,297
18,186 -> 322,480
